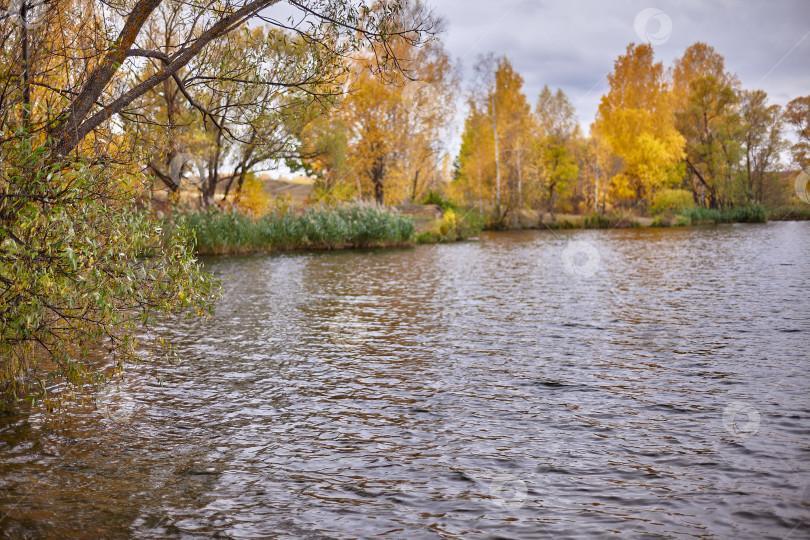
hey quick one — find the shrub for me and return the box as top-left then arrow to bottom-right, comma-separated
651,188 -> 695,216
421,190 -> 457,211
235,173 -> 271,216
582,213 -> 638,229
416,208 -> 484,243
309,181 -> 357,206
1,140 -> 214,406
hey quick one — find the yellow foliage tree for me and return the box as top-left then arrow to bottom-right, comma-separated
595,44 -> 684,204
327,38 -> 456,205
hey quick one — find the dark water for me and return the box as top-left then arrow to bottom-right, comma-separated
2,222 -> 809,539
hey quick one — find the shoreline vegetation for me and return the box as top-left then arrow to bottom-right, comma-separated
184,200 -> 810,257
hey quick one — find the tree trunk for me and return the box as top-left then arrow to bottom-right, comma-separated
491,93 -> 501,216
371,157 -> 385,204
476,140 -> 483,213
410,169 -> 420,202
21,1 -> 30,126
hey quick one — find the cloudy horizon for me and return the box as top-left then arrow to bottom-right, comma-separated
437,0 -> 809,134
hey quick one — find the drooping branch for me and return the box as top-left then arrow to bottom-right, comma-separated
47,0 -> 436,159
126,48 -> 233,139
52,0 -> 282,156
49,0 -> 165,153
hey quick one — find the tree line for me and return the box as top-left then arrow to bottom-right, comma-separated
292,40 -> 809,226
450,43 -> 810,226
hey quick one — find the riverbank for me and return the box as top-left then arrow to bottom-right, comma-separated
492,203 -> 810,230
180,202 -> 810,256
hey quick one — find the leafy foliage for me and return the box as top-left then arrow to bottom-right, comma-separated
414,208 -> 485,243
651,188 -> 695,216
0,140 -> 215,405
595,44 -> 685,202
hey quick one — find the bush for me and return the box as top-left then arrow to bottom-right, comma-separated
421,190 -> 457,211
1,140 -> 214,406
416,208 -> 484,243
234,174 -> 271,216
582,213 -> 639,229
308,181 -> 357,206
583,214 -> 612,229
651,188 -> 695,216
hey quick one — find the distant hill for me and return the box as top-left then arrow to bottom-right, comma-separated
260,175 -> 314,205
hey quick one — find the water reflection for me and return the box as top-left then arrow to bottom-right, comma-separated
1,222 -> 809,538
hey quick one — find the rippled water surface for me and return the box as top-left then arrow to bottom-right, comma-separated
2,222 -> 810,538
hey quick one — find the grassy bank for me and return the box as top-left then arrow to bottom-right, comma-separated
767,205 -> 810,221
179,201 -> 808,256
675,203 -> 768,225
486,202 -> 791,231
181,203 -> 414,255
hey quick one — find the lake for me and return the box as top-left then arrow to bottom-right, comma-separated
1,222 -> 809,538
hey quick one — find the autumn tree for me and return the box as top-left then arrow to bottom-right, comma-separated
672,42 -> 742,208
581,126 -> 624,214
293,114 -> 353,199
493,62 -> 533,226
595,43 -> 684,206
301,22 -> 456,205
455,56 -> 533,225
534,86 -> 579,218
785,96 -> 810,169
739,90 -> 786,205
453,100 -> 492,212
398,47 -> 458,203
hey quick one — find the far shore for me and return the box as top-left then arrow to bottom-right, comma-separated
192,203 -> 809,257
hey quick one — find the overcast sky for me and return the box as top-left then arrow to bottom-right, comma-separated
436,0 -> 810,134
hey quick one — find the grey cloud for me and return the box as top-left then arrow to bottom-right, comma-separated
437,0 -> 810,133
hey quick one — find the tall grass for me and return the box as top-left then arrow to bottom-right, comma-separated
767,205 -> 810,221
679,203 -> 767,224
180,203 -> 415,255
